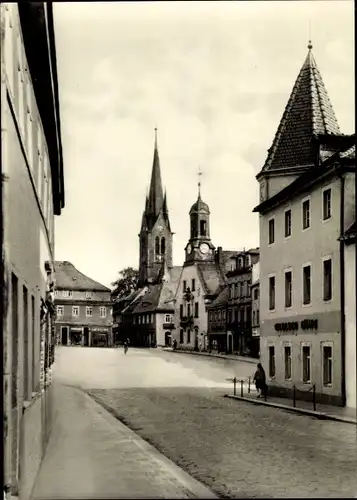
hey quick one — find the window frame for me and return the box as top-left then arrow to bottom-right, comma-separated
57,305 -> 64,317
268,274 -> 276,311
284,268 -> 293,309
72,306 -> 79,317
165,314 -> 171,324
302,263 -> 312,306
191,279 -> 195,292
322,186 -> 332,222
268,217 -> 275,246
301,196 -> 311,231
301,342 -> 312,383
268,344 -> 276,379
322,256 -> 333,302
322,342 -> 333,387
284,208 -> 292,238
100,307 -> 107,318
86,306 -> 93,317
283,342 -> 292,381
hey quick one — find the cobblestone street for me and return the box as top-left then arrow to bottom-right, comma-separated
49,347 -> 357,498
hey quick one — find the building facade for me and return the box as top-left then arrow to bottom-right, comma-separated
1,3 -> 65,499
251,261 -> 260,354
253,42 -> 355,406
54,262 -> 113,347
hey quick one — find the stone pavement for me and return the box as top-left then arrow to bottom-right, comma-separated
162,347 -> 259,365
225,392 -> 357,425
30,382 -> 217,499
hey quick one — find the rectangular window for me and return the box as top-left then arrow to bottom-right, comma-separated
269,346 -> 275,378
187,304 -> 191,317
31,296 -> 36,392
62,290 -> 69,298
187,329 -> 191,343
100,307 -> 106,318
302,345 -> 311,382
284,209 -> 292,237
194,302 -> 199,318
257,310 -> 260,324
247,280 -> 251,297
180,304 -> 183,318
254,288 -> 259,300
191,279 -> 195,292
268,218 -> 275,244
86,291 -> 93,299
11,273 -> 19,409
246,306 -> 251,325
57,306 -> 64,317
183,280 -> 187,292
285,271 -> 292,308
180,329 -> 184,343
323,188 -> 331,220
303,265 -> 311,305
23,286 -> 29,400
72,306 -> 79,317
284,346 -> 292,380
302,199 -> 310,229
138,316 -> 141,324
165,314 -> 171,323
86,306 -> 92,317
253,311 -> 256,325
269,276 -> 275,310
323,345 -> 333,385
68,290 -> 73,298
323,259 -> 332,301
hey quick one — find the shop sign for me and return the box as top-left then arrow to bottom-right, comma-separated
301,319 -> 318,330
71,327 -> 82,332
275,319 -> 318,332
92,327 -> 108,333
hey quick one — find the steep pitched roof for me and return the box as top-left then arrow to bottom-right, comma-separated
197,263 -> 225,297
54,261 -> 110,292
147,129 -> 164,215
207,286 -> 229,309
262,42 -> 341,172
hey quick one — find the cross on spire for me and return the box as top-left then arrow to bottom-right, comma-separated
197,167 -> 203,198
154,127 -> 158,149
308,21 -> 313,50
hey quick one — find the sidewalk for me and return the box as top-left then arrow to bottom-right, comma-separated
225,391 -> 357,425
162,347 -> 259,365
31,382 -> 217,499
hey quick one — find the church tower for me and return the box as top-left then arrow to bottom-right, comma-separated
138,129 -> 173,286
184,174 -> 215,265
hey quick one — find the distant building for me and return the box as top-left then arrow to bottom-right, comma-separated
253,42 -> 355,406
113,130 -> 182,347
206,286 -> 229,352
54,262 -> 113,347
340,220 -> 356,409
250,261 -> 260,354
1,3 -> 64,499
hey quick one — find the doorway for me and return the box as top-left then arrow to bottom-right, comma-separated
83,327 -> 89,346
228,334 -> 233,354
61,327 -> 68,346
165,331 -> 172,346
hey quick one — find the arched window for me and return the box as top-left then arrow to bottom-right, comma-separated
161,237 -> 166,255
155,236 -> 160,258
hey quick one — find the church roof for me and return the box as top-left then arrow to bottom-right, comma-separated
190,193 -> 210,214
147,129 -> 164,217
261,42 -> 341,173
54,261 -> 110,292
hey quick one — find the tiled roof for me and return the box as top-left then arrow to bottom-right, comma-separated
340,221 -> 356,243
262,44 -> 340,172
207,286 -> 229,309
197,263 -> 225,296
340,144 -> 355,159
54,261 -> 110,292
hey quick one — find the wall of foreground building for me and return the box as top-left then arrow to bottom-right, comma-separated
345,243 -> 356,409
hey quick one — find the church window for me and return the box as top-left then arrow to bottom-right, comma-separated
155,236 -> 160,259
200,220 -> 207,236
161,237 -> 166,255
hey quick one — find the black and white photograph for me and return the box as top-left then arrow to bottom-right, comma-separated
1,1 -> 356,499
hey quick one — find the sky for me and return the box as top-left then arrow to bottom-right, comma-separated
53,1 -> 354,289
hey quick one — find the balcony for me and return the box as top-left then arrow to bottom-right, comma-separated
163,322 -> 175,329
179,315 -> 194,328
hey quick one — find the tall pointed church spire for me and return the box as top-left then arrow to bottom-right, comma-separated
262,42 -> 341,172
147,128 -> 164,216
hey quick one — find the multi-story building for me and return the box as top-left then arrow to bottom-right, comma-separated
1,3 -> 65,499
113,130 -> 182,347
206,287 -> 228,353
340,219 -> 356,409
253,42 -> 355,406
172,184 -> 236,351
251,260 -> 260,356
54,261 -> 113,347
226,249 -> 260,356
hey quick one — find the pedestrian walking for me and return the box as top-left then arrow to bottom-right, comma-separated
253,363 -> 267,398
123,340 -> 128,355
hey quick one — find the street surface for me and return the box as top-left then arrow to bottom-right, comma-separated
50,347 -> 356,498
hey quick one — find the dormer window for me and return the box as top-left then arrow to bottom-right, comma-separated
86,291 -> 92,299
238,257 -> 243,268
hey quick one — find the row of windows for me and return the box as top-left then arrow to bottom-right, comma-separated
183,279 -> 196,292
268,344 -> 333,386
4,6 -> 54,239
228,280 -> 252,299
180,302 -> 199,318
55,290 -> 94,299
134,313 -> 153,325
268,258 -> 332,310
209,306 -> 253,324
230,255 -> 252,271
268,188 -> 332,245
179,329 -> 192,344
57,306 -> 108,318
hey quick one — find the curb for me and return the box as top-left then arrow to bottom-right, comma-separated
224,394 -> 357,425
162,348 -> 259,365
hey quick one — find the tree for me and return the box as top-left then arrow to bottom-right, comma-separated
111,267 -> 139,301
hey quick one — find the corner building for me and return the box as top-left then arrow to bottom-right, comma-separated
253,43 -> 355,406
1,3 -> 65,499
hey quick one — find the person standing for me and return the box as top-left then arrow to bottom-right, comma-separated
253,363 -> 267,398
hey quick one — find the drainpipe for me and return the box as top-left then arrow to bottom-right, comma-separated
339,173 -> 346,407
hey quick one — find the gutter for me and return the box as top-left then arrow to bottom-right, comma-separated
339,174 -> 346,407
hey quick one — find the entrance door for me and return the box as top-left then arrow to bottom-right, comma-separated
61,327 -> 68,346
83,327 -> 89,346
165,332 -> 171,346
